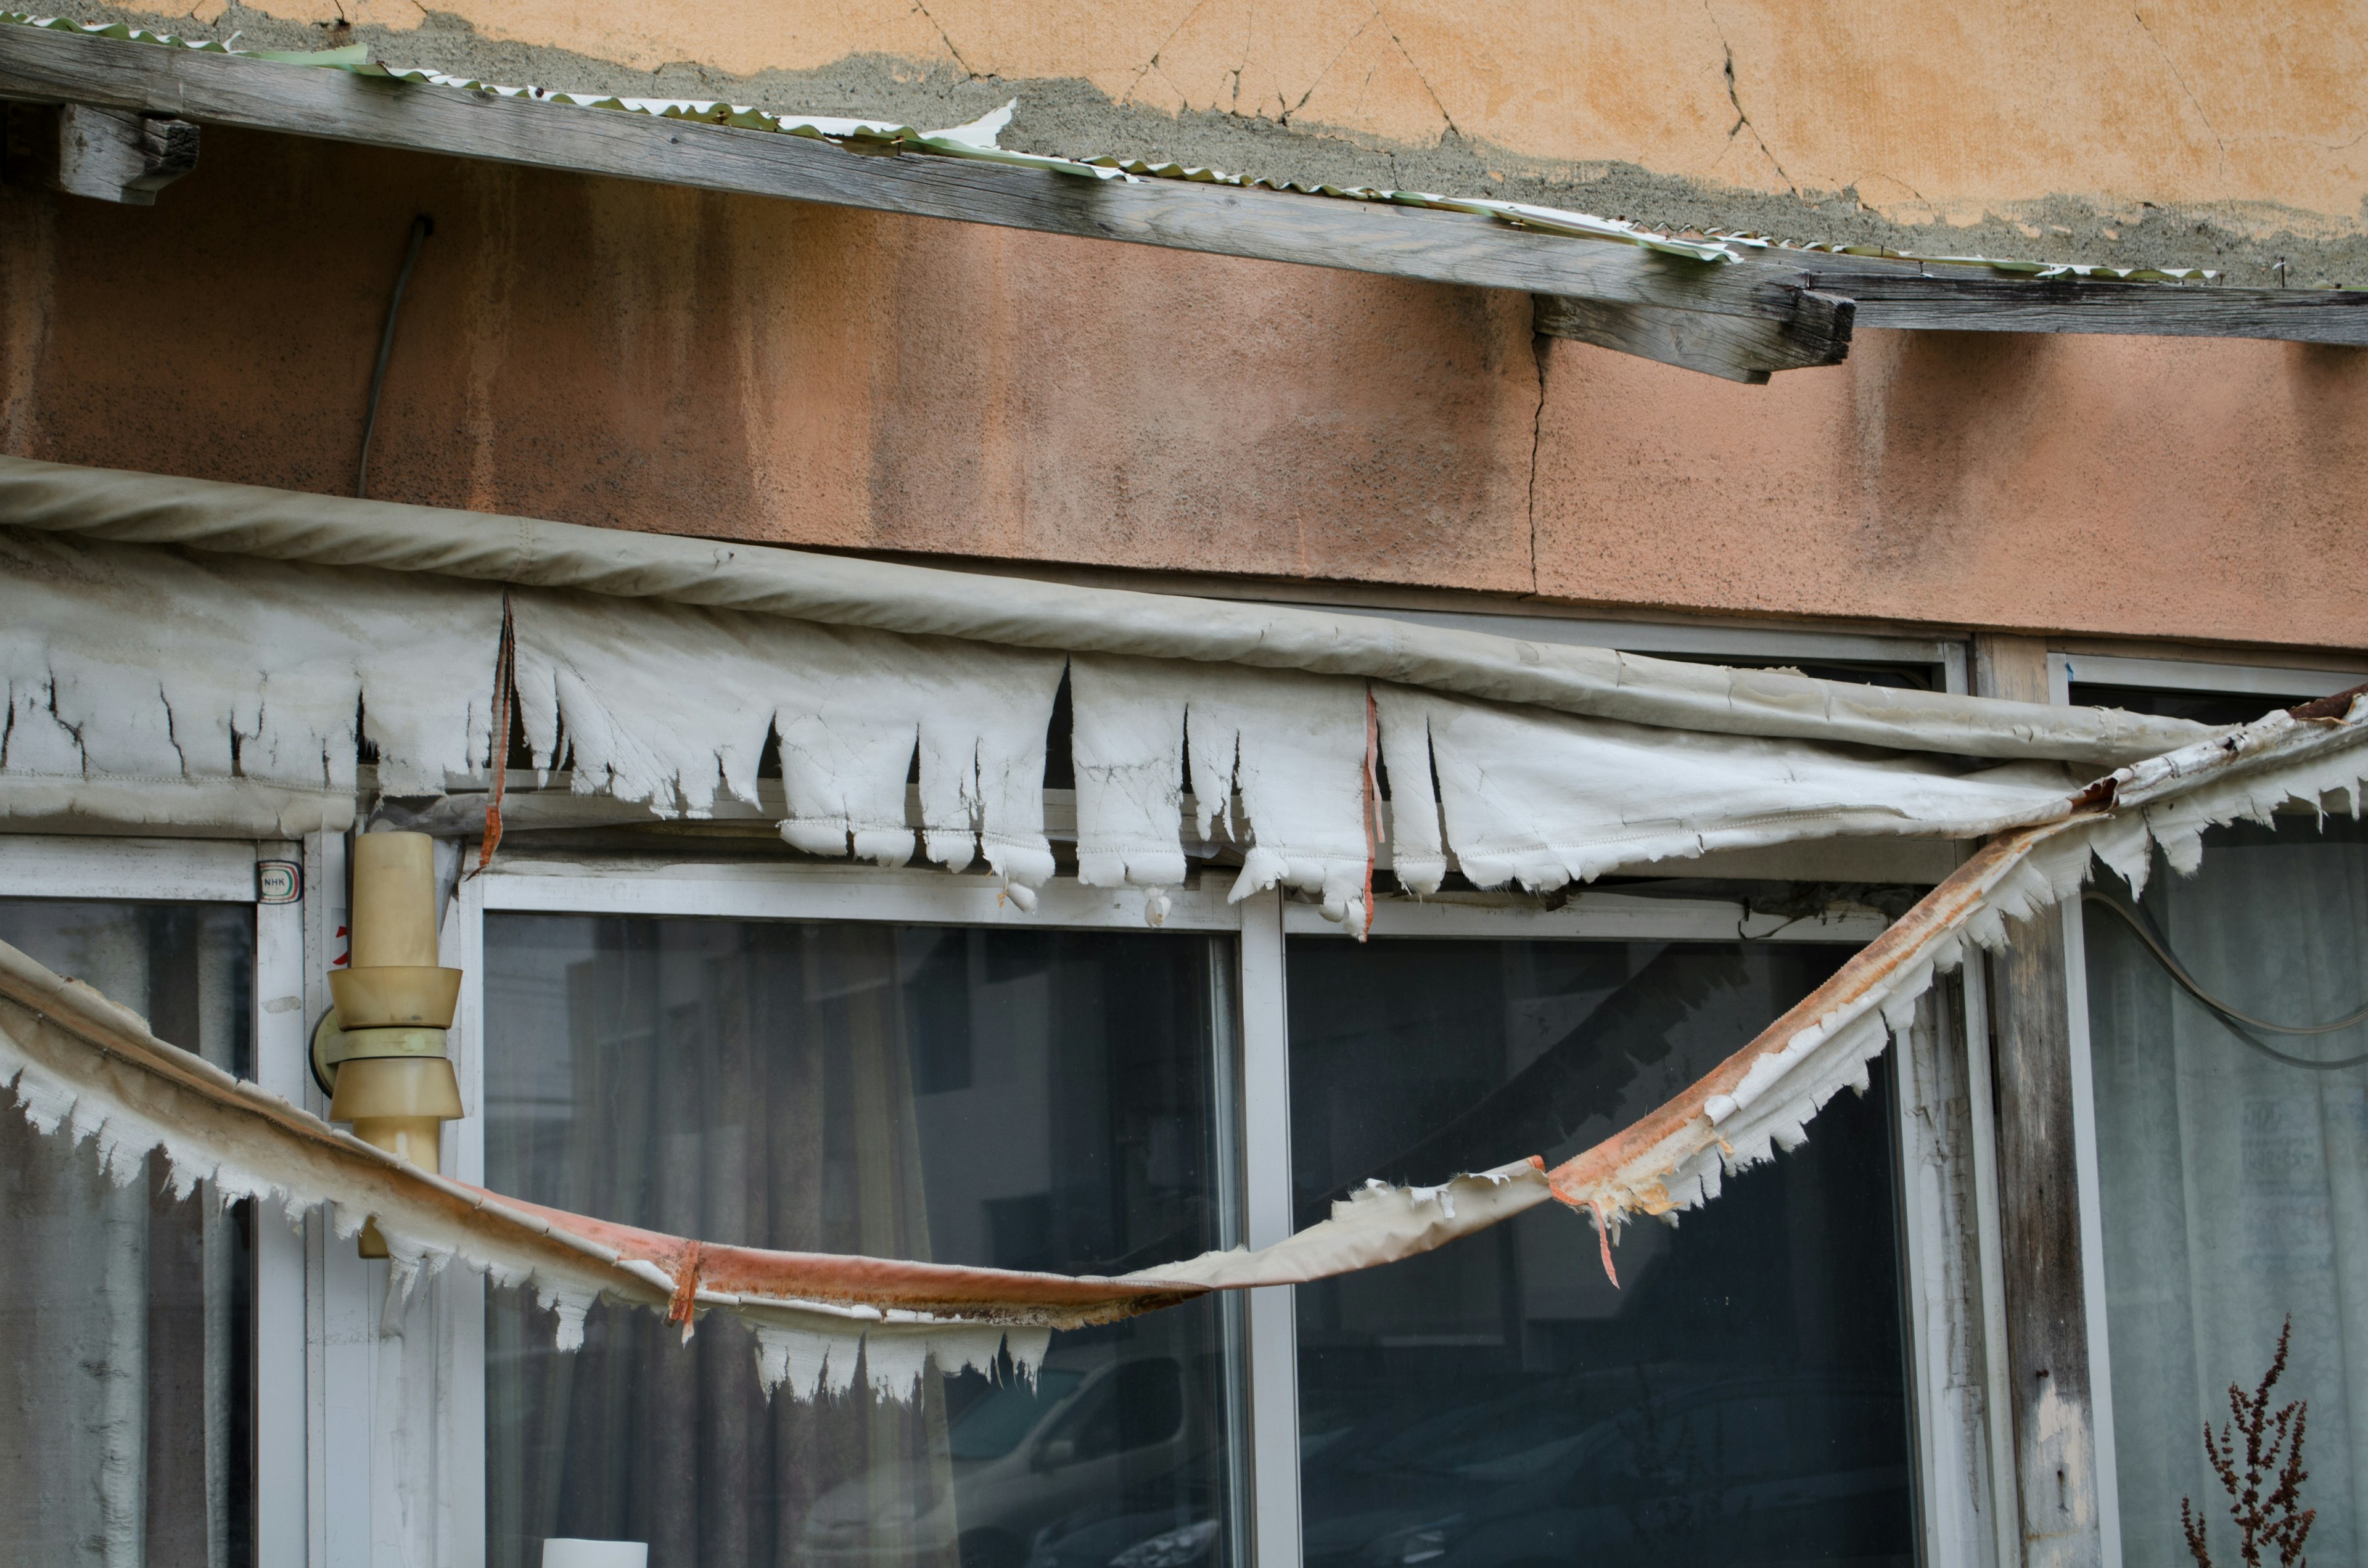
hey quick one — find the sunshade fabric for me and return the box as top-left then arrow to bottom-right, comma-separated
2,696 -> 2359,1398
6,528 -> 2099,921
0,459 -> 2214,914
0,457 -> 2202,760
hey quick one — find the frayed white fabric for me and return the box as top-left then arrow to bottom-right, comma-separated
512,592 -> 1063,898
0,532 -> 498,834
1376,685 -> 2087,895
1,700 -> 2359,1397
1544,698 -> 2368,1260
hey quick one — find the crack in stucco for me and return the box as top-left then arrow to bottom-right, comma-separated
1125,0 -> 1217,104
1526,322 -> 1545,594
1374,6 -> 1460,139
2132,9 -> 2229,176
908,0 -> 978,80
1704,1 -> 1797,197
1284,15 -> 1380,125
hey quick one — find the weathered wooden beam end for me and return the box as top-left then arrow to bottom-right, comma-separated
1532,287 -> 1854,383
48,101 -> 199,204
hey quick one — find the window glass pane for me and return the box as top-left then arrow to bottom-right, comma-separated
2087,816 -> 2368,1565
2070,683 -> 2304,731
0,898 -> 255,1567
1288,937 -> 1913,1568
484,917 -> 1241,1568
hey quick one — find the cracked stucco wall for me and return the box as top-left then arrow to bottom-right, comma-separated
64,0 -> 2368,285
7,7 -> 2368,652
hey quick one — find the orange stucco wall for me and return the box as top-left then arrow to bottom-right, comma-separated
2,126 -> 2362,650
172,0 -> 2368,233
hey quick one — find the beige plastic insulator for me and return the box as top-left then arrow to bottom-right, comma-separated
327,965 -> 461,1028
336,828 -> 467,1259
330,1055 -> 463,1173
352,831 -> 440,969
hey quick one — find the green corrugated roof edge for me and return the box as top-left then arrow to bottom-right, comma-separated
9,9 -> 2263,284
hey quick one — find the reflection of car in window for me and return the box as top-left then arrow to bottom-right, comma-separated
952,1371 -> 1088,1462
1023,1479 -> 1225,1568
1036,1358 -> 1186,1468
800,1352 -> 1208,1568
1302,1374 -> 1910,1568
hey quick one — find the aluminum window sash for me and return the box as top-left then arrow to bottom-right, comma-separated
2038,651 -> 2358,1568
1284,891 -> 1890,943
480,857 -> 1244,930
0,834 -> 309,1565
0,832 -> 262,901
2055,652 -> 2367,700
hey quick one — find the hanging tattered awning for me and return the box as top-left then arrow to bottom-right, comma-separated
0,457 -> 2208,928
3,454 -> 2364,1400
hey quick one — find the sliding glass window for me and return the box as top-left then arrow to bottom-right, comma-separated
1288,935 -> 1915,1568
0,899 -> 255,1567
482,916 -> 1243,1568
2086,814 -> 2368,1564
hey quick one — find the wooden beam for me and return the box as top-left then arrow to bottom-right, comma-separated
1806,262 -> 2368,346
51,101 -> 197,204
2,25 -> 2358,353
0,22 -> 1822,330
1534,287 -> 1854,381
1973,633 -> 2103,1568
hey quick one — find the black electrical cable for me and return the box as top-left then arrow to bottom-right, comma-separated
356,214 -> 433,500
2082,891 -> 2368,1071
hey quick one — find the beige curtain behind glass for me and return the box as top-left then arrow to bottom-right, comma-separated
487,919 -> 958,1568
0,901 -> 249,1568
2089,819 -> 2368,1567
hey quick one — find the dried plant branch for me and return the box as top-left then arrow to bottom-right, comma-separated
2182,1318 -> 2316,1568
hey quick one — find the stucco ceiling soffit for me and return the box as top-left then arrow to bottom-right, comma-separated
9,15 -> 2368,384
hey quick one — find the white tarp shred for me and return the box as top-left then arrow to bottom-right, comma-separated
1069,657 -> 1372,924
0,458 -> 2210,765
1,698 -> 2360,1395
0,929 -> 1541,1398
1377,685 -> 2090,894
512,591 -> 1064,899
0,532 -> 498,835
1544,698 -> 2368,1257
1129,1161 -> 1556,1289
0,528 -> 2328,943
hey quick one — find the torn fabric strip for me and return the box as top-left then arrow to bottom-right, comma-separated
0,523 -> 2211,924
0,933 -> 1540,1401
0,457 -> 2205,763
511,590 -> 1065,900
1544,692 -> 2368,1243
0,530 -> 498,835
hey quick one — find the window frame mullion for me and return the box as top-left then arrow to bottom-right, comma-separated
1236,889 -> 1302,1568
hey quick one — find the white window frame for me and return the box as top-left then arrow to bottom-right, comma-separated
447,845 -> 1935,1568
0,834 -> 310,1568
2050,652 -> 2368,1568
